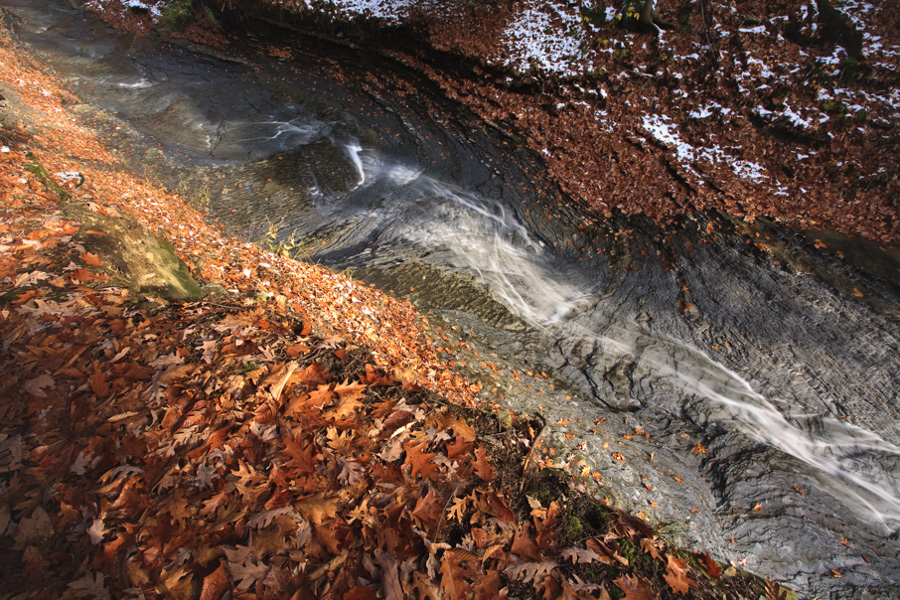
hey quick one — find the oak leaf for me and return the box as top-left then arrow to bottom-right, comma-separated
82,251 -> 102,266
584,538 -> 624,566
534,501 -> 559,552
560,547 -> 604,564
474,570 -> 502,600
411,487 -> 444,531
68,571 -> 112,599
664,554 -> 694,596
473,446 -> 495,481
440,549 -> 479,600
375,550 -> 404,600
640,538 -> 664,562
504,560 -> 558,585
614,574 -> 659,600
405,442 -> 440,480
411,572 -> 442,600
22,545 -> 48,582
511,523 -> 542,561
446,435 -> 474,459
225,545 -> 268,592
88,367 -> 110,398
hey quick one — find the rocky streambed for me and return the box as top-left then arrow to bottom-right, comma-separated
4,0 -> 900,596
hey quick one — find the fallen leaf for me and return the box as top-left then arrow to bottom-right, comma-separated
664,554 -> 694,595
615,574 -> 659,600
473,446 -> 495,481
199,562 -> 230,600
693,551 -> 721,579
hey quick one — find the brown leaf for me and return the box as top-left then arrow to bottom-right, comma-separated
405,442 -> 440,480
614,574 -> 660,600
765,578 -> 789,600
693,551 -> 721,579
261,361 -> 297,403
585,538 -> 627,566
411,488 -> 444,531
22,545 -> 48,582
375,550 -> 403,600
440,549 -> 479,600
664,554 -> 694,596
474,570 -> 502,600
560,547 -> 604,564
199,562 -> 230,600
473,446 -> 495,481
504,560 -> 558,585
511,523 -> 542,561
88,367 -> 109,398
640,538 -> 664,562
82,251 -> 103,266
446,435 -> 474,460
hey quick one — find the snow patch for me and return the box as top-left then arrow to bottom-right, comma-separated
329,0 -> 414,23
501,0 -> 585,76
642,114 -> 768,183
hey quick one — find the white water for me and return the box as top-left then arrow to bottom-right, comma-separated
313,150 -> 900,535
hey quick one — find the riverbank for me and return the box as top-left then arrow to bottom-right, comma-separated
85,0 -> 900,248
0,16 -> 785,600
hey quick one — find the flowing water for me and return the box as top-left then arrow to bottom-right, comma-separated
4,1 -> 900,596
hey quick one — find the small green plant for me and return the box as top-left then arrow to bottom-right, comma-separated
193,189 -> 211,208
821,100 -> 847,115
202,5 -> 222,31
612,46 -> 632,62
239,359 -> 258,373
159,0 -> 194,30
263,220 -> 303,259
614,1 -> 641,29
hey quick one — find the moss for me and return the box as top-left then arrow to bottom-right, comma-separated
63,204 -> 204,300
563,515 -> 583,542
618,538 -> 638,563
24,154 -> 71,201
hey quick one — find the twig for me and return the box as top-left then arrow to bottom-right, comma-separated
518,412 -> 546,493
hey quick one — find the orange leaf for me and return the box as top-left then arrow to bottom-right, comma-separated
473,446 -> 495,482
664,554 -> 694,596
82,251 -> 102,266
70,267 -> 95,283
405,442 -> 440,480
445,435 -> 474,460
640,538 -> 664,562
11,290 -> 38,306
511,523 -> 542,561
439,549 -> 478,600
285,343 -> 310,357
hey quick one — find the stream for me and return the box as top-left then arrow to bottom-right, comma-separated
4,1 -> 900,597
